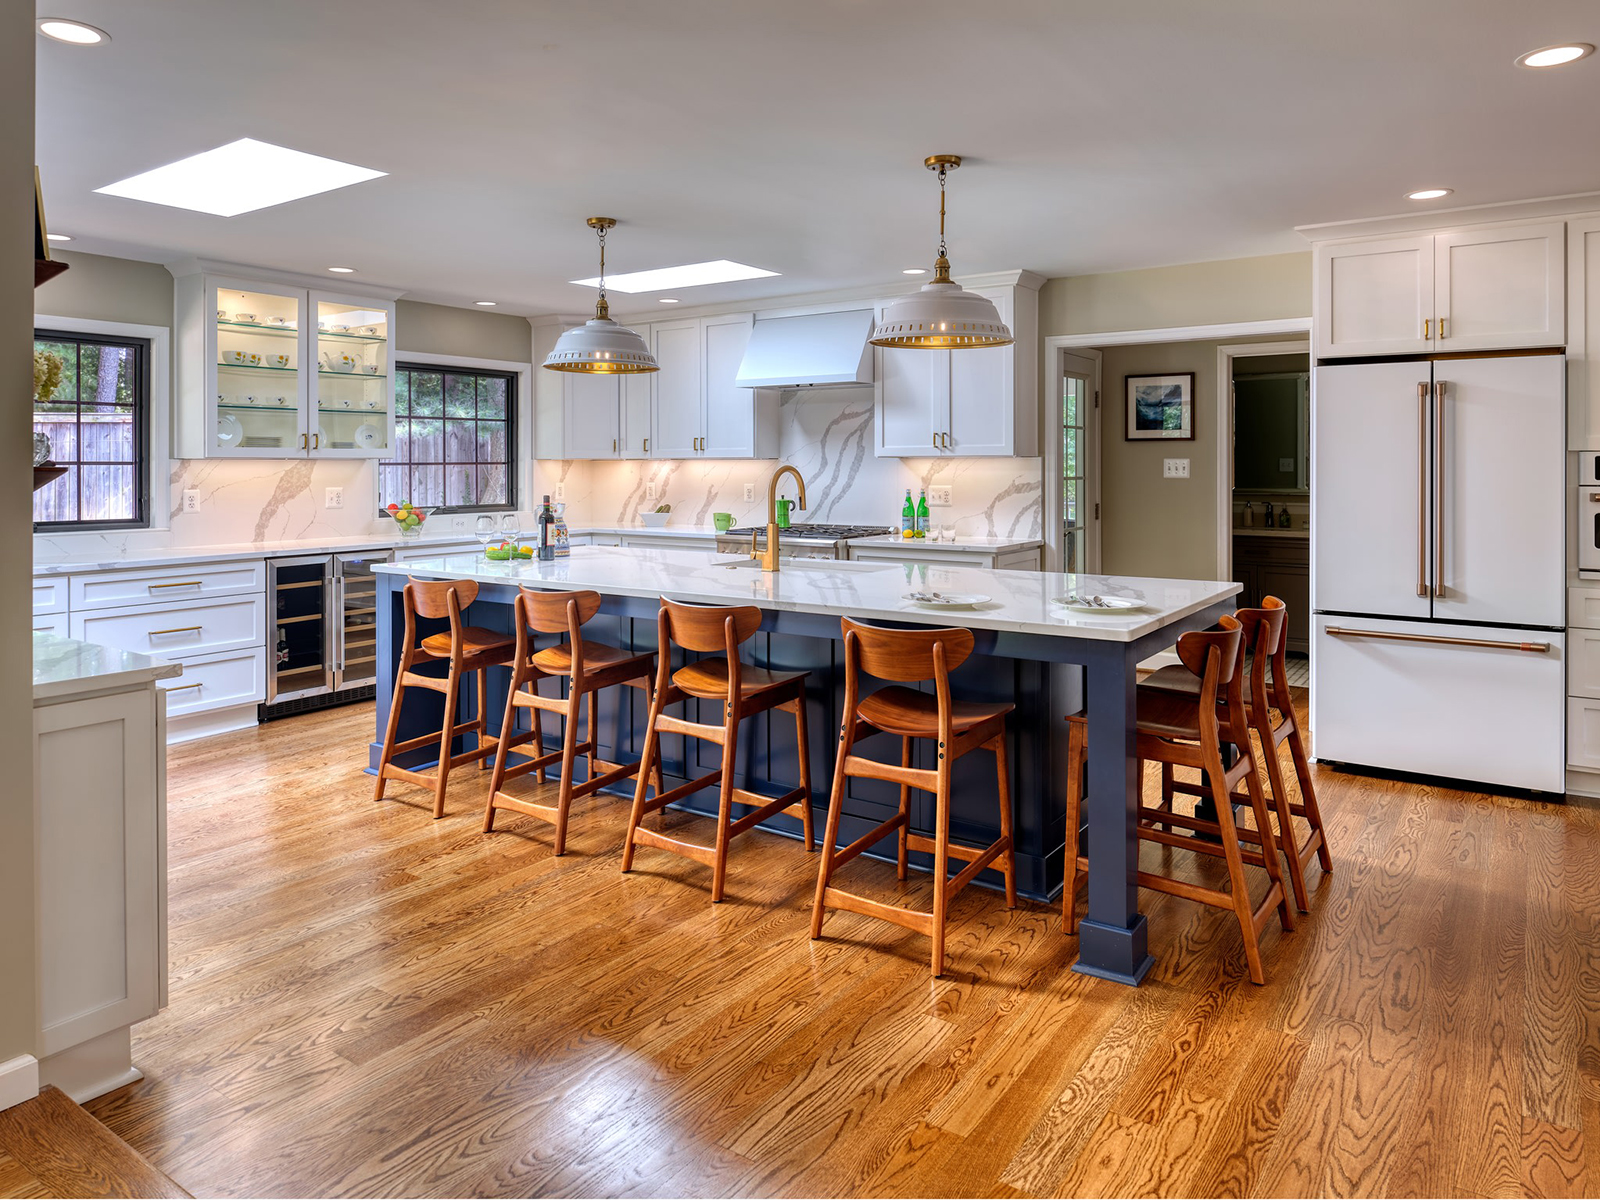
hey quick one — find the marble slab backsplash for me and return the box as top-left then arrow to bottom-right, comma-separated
583,390 -> 1045,537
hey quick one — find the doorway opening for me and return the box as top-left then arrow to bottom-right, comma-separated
1059,351 -> 1100,573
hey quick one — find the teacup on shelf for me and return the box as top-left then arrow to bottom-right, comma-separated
362,363 -> 380,374
261,353 -> 291,369
233,312 -> 256,324
268,316 -> 290,327
359,326 -> 380,337
222,350 -> 262,367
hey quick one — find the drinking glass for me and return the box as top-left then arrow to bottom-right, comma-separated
499,514 -> 521,548
474,514 -> 496,555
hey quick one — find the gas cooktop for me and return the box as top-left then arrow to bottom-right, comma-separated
721,523 -> 894,541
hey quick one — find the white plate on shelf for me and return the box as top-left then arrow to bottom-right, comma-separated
355,423 -> 381,449
216,413 -> 242,447
904,591 -> 990,609
1052,594 -> 1147,614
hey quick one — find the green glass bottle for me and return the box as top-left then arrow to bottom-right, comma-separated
900,489 -> 915,539
915,490 -> 929,539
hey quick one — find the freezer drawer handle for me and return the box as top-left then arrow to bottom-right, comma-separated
1325,626 -> 1550,653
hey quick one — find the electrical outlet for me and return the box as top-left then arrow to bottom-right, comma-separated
1278,457 -> 1294,473
450,515 -> 467,531
645,481 -> 659,502
554,482 -> 566,502
743,483 -> 755,503
324,486 -> 344,509
1163,458 -> 1190,479
928,485 -> 953,507
182,489 -> 200,514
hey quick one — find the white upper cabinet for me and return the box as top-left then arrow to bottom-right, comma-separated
702,314 -> 760,458
564,372 -> 623,459
1315,235 -> 1434,358
1434,222 -> 1564,351
1569,215 -> 1600,450
172,270 -> 396,460
621,338 -> 653,459
651,319 -> 703,458
874,276 -> 1039,458
1315,221 -> 1564,359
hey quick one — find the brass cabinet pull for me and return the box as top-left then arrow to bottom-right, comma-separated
1423,318 -> 1431,340
643,437 -> 648,452
149,625 -> 203,637
942,432 -> 951,449
934,432 -> 939,448
613,438 -> 617,452
1325,626 -> 1550,653
1438,317 -> 1447,340
148,580 -> 202,590
1416,383 -> 1429,598
313,432 -> 319,450
165,682 -> 203,693
1434,380 -> 1446,599
300,433 -> 308,450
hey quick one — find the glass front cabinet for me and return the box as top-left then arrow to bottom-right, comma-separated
173,270 -> 397,460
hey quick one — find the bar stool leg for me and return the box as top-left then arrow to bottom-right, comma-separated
1240,747 -> 1295,933
553,680 -> 583,856
475,666 -> 491,771
1062,719 -> 1085,935
1287,724 -> 1333,873
1207,761 -> 1265,985
374,669 -> 407,804
811,741 -> 850,939
1258,728 -> 1311,912
623,687 -> 665,874
993,732 -> 1017,910
484,675 -> 520,833
790,693 -> 816,851
710,705 -> 737,903
931,757 -> 953,978
896,736 -> 912,881
586,690 -> 599,782
432,668 -> 462,819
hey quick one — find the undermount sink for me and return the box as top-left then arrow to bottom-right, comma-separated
715,557 -> 896,574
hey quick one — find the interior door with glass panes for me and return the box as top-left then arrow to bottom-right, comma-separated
310,292 -> 393,458
210,280 -> 309,457
1061,353 -> 1099,574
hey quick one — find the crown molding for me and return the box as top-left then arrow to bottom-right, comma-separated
162,256 -> 406,300
1296,191 -> 1600,242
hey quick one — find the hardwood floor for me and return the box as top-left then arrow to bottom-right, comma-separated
77,700 -> 1600,1198
0,1087 -> 189,1198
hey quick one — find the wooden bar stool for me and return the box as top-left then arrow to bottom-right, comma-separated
1061,617 -> 1294,985
811,617 -> 1016,978
373,578 -> 517,819
1141,597 -> 1332,912
621,598 -> 814,902
483,587 -> 663,854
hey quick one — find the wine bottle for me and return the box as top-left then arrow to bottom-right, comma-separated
537,494 -> 555,561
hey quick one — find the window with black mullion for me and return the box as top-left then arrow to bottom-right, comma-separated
33,329 -> 149,530
380,364 -> 513,513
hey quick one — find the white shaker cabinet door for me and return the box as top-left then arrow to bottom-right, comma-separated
1431,354 -> 1565,627
1316,235 -> 1434,358
621,328 -> 653,459
1312,361 -> 1433,619
701,313 -> 756,458
876,345 -> 948,456
562,372 -> 622,460
1567,217 -> 1600,450
651,320 -> 702,458
1434,221 -> 1564,353
946,287 -> 1015,456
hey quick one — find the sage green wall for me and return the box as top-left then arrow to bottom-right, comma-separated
1039,251 -> 1312,337
395,299 -> 532,363
2,0 -> 37,1079
36,250 -> 173,329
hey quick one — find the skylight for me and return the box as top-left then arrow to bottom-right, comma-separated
94,138 -> 386,217
571,259 -> 779,294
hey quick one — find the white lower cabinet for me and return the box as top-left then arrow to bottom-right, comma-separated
848,543 -> 1040,570
617,533 -> 720,553
32,613 -> 68,637
1567,696 -> 1600,771
1567,583 -> 1600,793
34,683 -> 165,1101
73,594 -> 266,661
1314,615 -> 1564,793
158,647 -> 267,719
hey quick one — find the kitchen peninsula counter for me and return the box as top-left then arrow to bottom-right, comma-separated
372,547 -> 1238,985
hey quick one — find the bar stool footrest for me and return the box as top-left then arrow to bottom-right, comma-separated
819,886 -> 935,936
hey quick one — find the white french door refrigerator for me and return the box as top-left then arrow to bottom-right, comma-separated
1312,353 -> 1566,792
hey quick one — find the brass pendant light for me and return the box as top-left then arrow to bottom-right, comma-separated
870,155 -> 1013,349
543,217 -> 659,374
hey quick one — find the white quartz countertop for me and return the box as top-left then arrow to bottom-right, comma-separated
33,632 -> 183,703
849,533 -> 1043,553
378,546 -> 1238,643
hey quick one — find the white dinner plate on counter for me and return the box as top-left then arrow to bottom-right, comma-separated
1052,593 -> 1147,614
904,591 -> 990,609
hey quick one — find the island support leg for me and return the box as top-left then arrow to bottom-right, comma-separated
1071,640 -> 1154,985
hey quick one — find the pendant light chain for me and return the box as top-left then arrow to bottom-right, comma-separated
594,221 -> 610,321
938,162 -> 948,262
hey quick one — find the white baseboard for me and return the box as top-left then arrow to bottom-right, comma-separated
167,704 -> 258,744
0,1054 -> 40,1112
1566,768 -> 1600,799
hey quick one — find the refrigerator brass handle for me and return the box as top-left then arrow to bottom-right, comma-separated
1434,381 -> 1446,600
1325,626 -> 1551,653
1416,383 -> 1429,598
165,682 -> 203,693
147,580 -> 202,590
149,625 -> 202,637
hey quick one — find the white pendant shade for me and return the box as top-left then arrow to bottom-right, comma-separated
870,279 -> 1012,349
544,316 -> 657,373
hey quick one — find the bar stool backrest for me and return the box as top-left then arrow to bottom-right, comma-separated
1175,615 -> 1244,716
403,578 -> 479,662
514,587 -> 603,677
660,598 -> 762,654
1237,595 -> 1292,715
840,617 -> 975,683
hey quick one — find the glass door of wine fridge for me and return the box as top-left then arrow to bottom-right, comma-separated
267,555 -> 331,702
334,550 -> 390,691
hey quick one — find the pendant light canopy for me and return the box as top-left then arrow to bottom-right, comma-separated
870,155 -> 1013,350
543,217 -> 659,374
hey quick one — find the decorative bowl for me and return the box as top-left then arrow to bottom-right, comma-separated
637,509 -> 671,528
383,502 -> 435,538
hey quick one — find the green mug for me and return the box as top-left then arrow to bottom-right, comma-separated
713,511 -> 734,532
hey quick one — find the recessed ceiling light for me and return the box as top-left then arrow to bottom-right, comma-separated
1406,188 -> 1453,201
327,266 -> 356,273
1516,43 -> 1594,68
46,233 -> 71,243
37,18 -> 109,44
658,297 -> 680,304
571,259 -> 779,294
94,138 -> 386,217
474,300 -> 496,306
902,268 -> 928,275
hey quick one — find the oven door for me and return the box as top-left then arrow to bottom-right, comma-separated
1581,487 -> 1600,575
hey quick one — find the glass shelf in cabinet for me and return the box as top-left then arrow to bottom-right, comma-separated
217,320 -> 298,337
219,362 -> 297,374
217,403 -> 299,412
317,370 -> 387,380
315,330 -> 387,343
317,406 -> 389,415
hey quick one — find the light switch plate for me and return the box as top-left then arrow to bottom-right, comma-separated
744,483 -> 755,503
928,485 -> 952,507
645,481 -> 659,502
325,487 -> 344,509
1163,458 -> 1190,479
182,489 -> 200,514
1279,457 -> 1295,472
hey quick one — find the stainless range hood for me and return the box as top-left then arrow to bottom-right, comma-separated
734,308 -> 875,389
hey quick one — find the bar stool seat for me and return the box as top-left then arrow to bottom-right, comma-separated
530,641 -> 643,674
672,657 -> 806,699
1133,689 -> 1205,740
856,687 -> 1010,738
421,625 -> 516,658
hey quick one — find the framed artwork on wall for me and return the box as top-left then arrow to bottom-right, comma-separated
1125,372 -> 1195,440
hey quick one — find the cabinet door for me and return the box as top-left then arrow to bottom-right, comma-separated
1568,217 -> 1600,450
1312,361 -> 1432,619
309,291 -> 395,458
1431,355 -> 1565,627
651,320 -> 702,457
1435,221 -> 1564,352
563,373 -> 622,459
621,323 -> 653,458
876,346 -> 947,456
1258,562 -> 1310,652
947,287 -> 1015,455
207,277 -> 311,457
702,314 -> 756,458
1316,235 -> 1434,358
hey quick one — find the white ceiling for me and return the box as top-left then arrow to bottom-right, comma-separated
33,0 -> 1600,317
